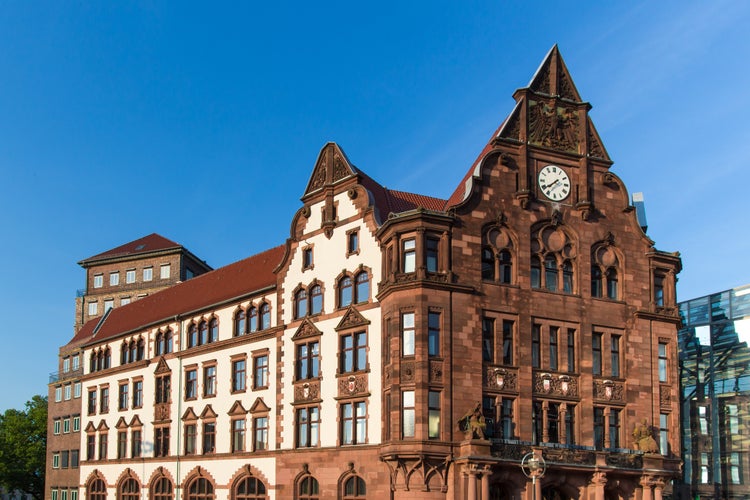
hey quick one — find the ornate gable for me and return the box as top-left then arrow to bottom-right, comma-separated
528,45 -> 582,102
302,142 -> 357,198
115,417 -> 128,429
154,356 -> 171,374
199,404 -> 217,420
228,400 -> 248,416
335,306 -> 371,331
249,397 -> 271,414
181,407 -> 199,422
129,415 -> 143,427
292,319 -> 323,340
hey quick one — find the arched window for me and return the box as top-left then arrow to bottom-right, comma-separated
164,329 -> 173,353
544,255 -> 558,292
499,250 -> 512,284
339,277 -> 353,307
137,338 -> 145,360
531,256 -> 541,289
151,477 -> 173,500
88,478 -> 107,500
355,273 -> 369,304
104,348 -> 111,369
481,247 -> 495,280
260,304 -> 271,330
90,352 -> 97,372
343,476 -> 366,499
606,268 -> 618,299
295,289 -> 307,319
188,324 -> 198,348
298,476 -> 319,500
155,332 -> 165,356
121,342 -> 129,365
187,478 -> 214,500
310,285 -> 323,315
234,476 -> 267,500
129,341 -> 137,364
591,266 -> 603,298
199,321 -> 209,345
248,307 -> 258,332
562,260 -> 574,294
119,478 -> 140,500
234,310 -> 246,337
209,318 -> 219,343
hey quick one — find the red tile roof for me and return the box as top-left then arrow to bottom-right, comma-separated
80,233 -> 182,264
357,170 -> 447,221
69,245 -> 286,347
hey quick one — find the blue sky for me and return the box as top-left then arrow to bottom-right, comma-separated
1,1 -> 749,412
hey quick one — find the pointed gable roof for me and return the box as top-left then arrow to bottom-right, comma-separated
68,245 -> 285,347
303,142 -> 358,199
79,233 -> 183,265
527,44 -> 583,102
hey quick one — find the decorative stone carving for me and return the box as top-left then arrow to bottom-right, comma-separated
606,453 -> 643,469
490,441 -> 531,460
659,385 -> 671,407
533,372 -> 579,398
332,154 -> 349,182
335,307 -> 370,331
401,361 -> 415,383
632,419 -> 659,453
429,360 -> 443,382
337,374 -> 367,397
542,447 -> 596,465
458,402 -> 487,440
380,453 -> 451,493
294,381 -> 320,402
593,380 -> 624,402
154,403 -> 170,422
528,100 -> 580,153
483,367 -> 518,392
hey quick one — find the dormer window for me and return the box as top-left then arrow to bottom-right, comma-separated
303,248 -> 313,270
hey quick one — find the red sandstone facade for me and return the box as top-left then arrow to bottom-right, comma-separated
46,47 -> 681,500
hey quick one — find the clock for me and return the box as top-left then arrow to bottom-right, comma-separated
538,165 -> 571,201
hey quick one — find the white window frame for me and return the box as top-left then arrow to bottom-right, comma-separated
109,272 -> 119,286
64,384 -> 71,400
126,269 -> 136,283
104,299 -> 114,312
88,302 -> 98,316
72,355 -> 80,371
54,420 -> 61,435
121,297 -> 131,306
160,264 -> 171,279
93,274 -> 103,288
74,382 -> 82,398
52,453 -> 60,468
143,267 -> 153,282
62,358 -> 70,373
73,415 -> 80,432
55,387 -> 62,402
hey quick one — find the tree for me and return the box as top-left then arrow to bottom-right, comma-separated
0,395 -> 47,500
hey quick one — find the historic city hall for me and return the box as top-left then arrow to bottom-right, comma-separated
46,47 -> 682,500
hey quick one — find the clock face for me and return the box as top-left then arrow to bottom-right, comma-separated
538,165 -> 571,201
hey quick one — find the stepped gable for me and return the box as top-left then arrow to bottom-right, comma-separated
68,245 -> 285,346
446,45 -> 612,210
79,233 -> 182,264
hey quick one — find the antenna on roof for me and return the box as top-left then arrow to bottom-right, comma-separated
632,192 -> 648,233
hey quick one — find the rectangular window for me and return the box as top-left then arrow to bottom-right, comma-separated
72,355 -> 80,371
231,419 -> 245,452
71,449 -> 79,468
592,333 -> 602,376
402,390 -> 415,438
549,326 -> 559,371
654,275 -> 665,306
61,489 -> 68,500
296,407 -> 320,447
698,406 -> 709,434
303,248 -> 313,269
204,365 -> 217,396
500,399 -> 514,439
104,299 -> 114,311
502,320 -> 513,365
659,413 -> 669,456
611,335 -> 621,377
160,264 -> 171,279
117,431 -> 127,459
60,450 -> 71,468
109,272 -> 119,286
184,424 -> 197,455
86,435 -> 95,460
88,302 -> 98,316
154,427 -> 169,457
340,332 -> 367,373
402,312 -> 415,356
729,452 -> 741,484
143,267 -> 153,282
658,342 -> 668,382
87,389 -> 96,415
63,418 -> 70,433
609,408 -> 621,448
700,452 -> 710,483
254,416 -> 269,451
482,318 -> 494,362
64,384 -> 71,400
98,432 -> 108,460
185,369 -> 197,399
131,430 -> 141,458
118,383 -> 129,410
126,269 -> 136,283
531,324 -> 541,369
254,354 -> 269,389
565,405 -> 576,444
296,341 -> 320,380
347,231 -> 359,255
132,380 -> 143,408
232,359 -> 246,392
548,403 -> 560,443
54,419 -> 61,435
100,387 -> 109,413
425,237 -> 439,272
63,357 -> 70,373
428,391 -> 441,439
93,274 -> 103,288
341,401 -> 367,445
53,452 -> 60,468
121,297 -> 131,306
402,238 -> 416,273
726,404 -> 739,435
55,386 -> 62,402
428,312 -> 440,357
594,407 -> 605,450
567,329 -> 576,373
155,375 -> 171,404
73,415 -> 80,432
74,382 -> 81,399
532,402 -> 543,444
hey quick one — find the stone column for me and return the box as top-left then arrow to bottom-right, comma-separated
653,477 -> 665,500
481,466 -> 491,500
603,408 -> 611,448
559,403 -> 568,445
542,401 -> 549,442
640,476 -> 653,500
467,467 -> 478,500
590,472 -> 607,500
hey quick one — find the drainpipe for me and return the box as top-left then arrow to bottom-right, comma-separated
175,316 -> 182,500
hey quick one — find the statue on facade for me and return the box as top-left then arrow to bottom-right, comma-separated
632,419 -> 659,453
458,402 -> 487,440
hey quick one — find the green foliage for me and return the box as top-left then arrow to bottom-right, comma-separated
0,396 -> 48,500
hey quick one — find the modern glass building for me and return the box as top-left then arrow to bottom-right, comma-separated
678,285 -> 750,499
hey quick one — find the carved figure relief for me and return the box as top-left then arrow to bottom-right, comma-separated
528,100 -> 580,153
